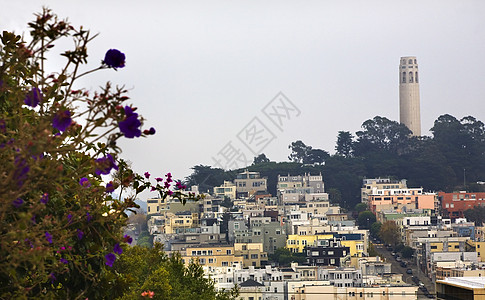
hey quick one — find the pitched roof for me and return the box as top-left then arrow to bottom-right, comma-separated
239,279 -> 264,287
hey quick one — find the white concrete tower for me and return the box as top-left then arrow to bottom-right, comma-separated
399,56 -> 421,136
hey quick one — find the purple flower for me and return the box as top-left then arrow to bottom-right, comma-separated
144,172 -> 150,179
104,49 -> 125,69
118,106 -> 141,138
79,177 -> 91,187
77,229 -> 84,240
95,154 -> 118,175
167,190 -> 173,196
105,182 -> 115,193
40,193 -> 49,204
45,231 -> 53,244
60,258 -> 68,264
113,243 -> 123,255
24,87 -> 42,107
31,215 -> 36,224
86,212 -> 92,222
52,110 -> 72,132
67,214 -> 72,223
12,198 -> 24,208
155,177 -> 163,182
24,238 -> 34,248
124,234 -> 133,244
14,157 -> 29,187
165,173 -> 172,183
176,181 -> 186,190
105,253 -> 116,267
49,272 -> 56,283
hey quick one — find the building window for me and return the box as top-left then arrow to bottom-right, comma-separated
402,72 -> 406,83
409,72 -> 414,83
415,71 -> 419,83
222,261 -> 228,266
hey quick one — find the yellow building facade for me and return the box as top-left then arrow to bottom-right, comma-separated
286,234 -> 333,253
286,234 -> 366,257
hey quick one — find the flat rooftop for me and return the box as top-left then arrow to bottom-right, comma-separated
437,277 -> 485,289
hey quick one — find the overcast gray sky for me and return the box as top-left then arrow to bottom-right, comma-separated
2,1 -> 485,195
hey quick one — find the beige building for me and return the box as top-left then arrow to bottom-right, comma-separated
234,170 -> 267,198
181,244 -> 243,269
234,242 -> 268,268
293,284 -> 418,300
213,181 -> 237,199
238,279 -> 264,300
163,212 -> 199,234
277,173 -> 324,193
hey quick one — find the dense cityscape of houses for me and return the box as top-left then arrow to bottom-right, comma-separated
136,171 -> 485,299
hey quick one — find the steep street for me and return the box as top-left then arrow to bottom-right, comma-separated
373,242 -> 435,299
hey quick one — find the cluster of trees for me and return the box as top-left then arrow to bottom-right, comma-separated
106,244 -> 238,300
269,247 -> 306,266
464,206 -> 485,226
187,115 -> 485,209
357,210 -> 414,259
357,209 -> 418,260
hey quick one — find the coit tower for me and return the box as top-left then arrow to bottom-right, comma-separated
399,56 -> 421,136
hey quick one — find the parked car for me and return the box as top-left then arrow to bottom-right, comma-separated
400,261 -> 407,268
412,276 -> 419,284
406,268 -> 413,274
396,256 -> 402,262
391,251 -> 396,256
